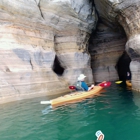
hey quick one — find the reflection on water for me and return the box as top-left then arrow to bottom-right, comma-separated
0,83 -> 140,140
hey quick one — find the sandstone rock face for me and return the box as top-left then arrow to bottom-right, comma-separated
94,0 -> 140,90
2,0 -> 140,104
89,23 -> 126,82
39,0 -> 97,85
0,0 -> 97,103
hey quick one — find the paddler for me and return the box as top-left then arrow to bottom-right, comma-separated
76,74 -> 94,91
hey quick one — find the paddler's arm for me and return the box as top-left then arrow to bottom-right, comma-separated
81,82 -> 94,91
88,84 -> 94,91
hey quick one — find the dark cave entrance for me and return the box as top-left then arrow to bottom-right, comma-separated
88,17 -> 130,82
52,55 -> 64,76
116,51 -> 131,81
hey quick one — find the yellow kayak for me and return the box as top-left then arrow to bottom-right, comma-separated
40,82 -> 106,107
126,80 -> 132,87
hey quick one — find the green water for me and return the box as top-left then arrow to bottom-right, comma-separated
0,83 -> 140,140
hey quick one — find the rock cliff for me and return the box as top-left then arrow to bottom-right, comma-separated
1,0 -> 140,103
0,0 -> 97,103
94,0 -> 140,91
89,23 -> 126,82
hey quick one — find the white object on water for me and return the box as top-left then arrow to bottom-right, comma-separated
40,101 -> 51,104
95,130 -> 104,140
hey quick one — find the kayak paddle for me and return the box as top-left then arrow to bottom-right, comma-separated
99,81 -> 111,87
115,81 -> 123,84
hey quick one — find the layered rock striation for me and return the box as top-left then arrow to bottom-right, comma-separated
89,23 -> 126,82
0,0 -> 97,103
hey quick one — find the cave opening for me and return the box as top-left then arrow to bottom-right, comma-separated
116,51 -> 131,81
52,55 -> 64,76
88,13 -> 131,82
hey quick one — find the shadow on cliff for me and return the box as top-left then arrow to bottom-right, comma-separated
53,56 -> 64,76
116,51 -> 131,82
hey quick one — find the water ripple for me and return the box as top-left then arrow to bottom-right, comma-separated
0,84 -> 140,139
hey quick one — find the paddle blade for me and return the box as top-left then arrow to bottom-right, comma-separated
99,81 -> 111,87
69,86 -> 76,90
115,81 -> 123,84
